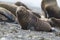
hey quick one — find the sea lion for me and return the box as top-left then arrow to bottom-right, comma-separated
16,6 -> 55,32
0,2 -> 56,32
41,0 -> 58,18
51,17 -> 60,27
0,7 -> 16,23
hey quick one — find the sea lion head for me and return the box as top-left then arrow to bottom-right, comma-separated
16,6 -> 29,20
15,1 -> 22,6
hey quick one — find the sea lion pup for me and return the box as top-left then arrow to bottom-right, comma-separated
0,7 -> 16,22
51,17 -> 60,27
41,0 -> 58,18
16,6 -> 56,32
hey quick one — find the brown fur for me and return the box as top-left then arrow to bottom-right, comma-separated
0,2 -> 18,16
41,0 -> 57,11
51,17 -> 60,27
16,6 -> 54,32
0,7 -> 16,22
41,0 -> 57,18
0,2 -> 56,31
46,6 -> 60,18
32,12 -> 41,18
0,2 -> 41,18
15,1 -> 41,18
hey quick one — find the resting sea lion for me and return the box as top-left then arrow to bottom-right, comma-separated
0,7 -> 16,22
16,6 -> 55,32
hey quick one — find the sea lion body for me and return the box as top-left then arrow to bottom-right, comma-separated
46,6 -> 60,18
41,0 -> 57,18
0,2 -> 18,16
41,0 -> 57,10
32,12 -> 41,18
16,6 -> 55,32
51,17 -> 60,27
0,7 -> 16,22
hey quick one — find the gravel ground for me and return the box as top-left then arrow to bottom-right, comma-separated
0,22 -> 60,40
